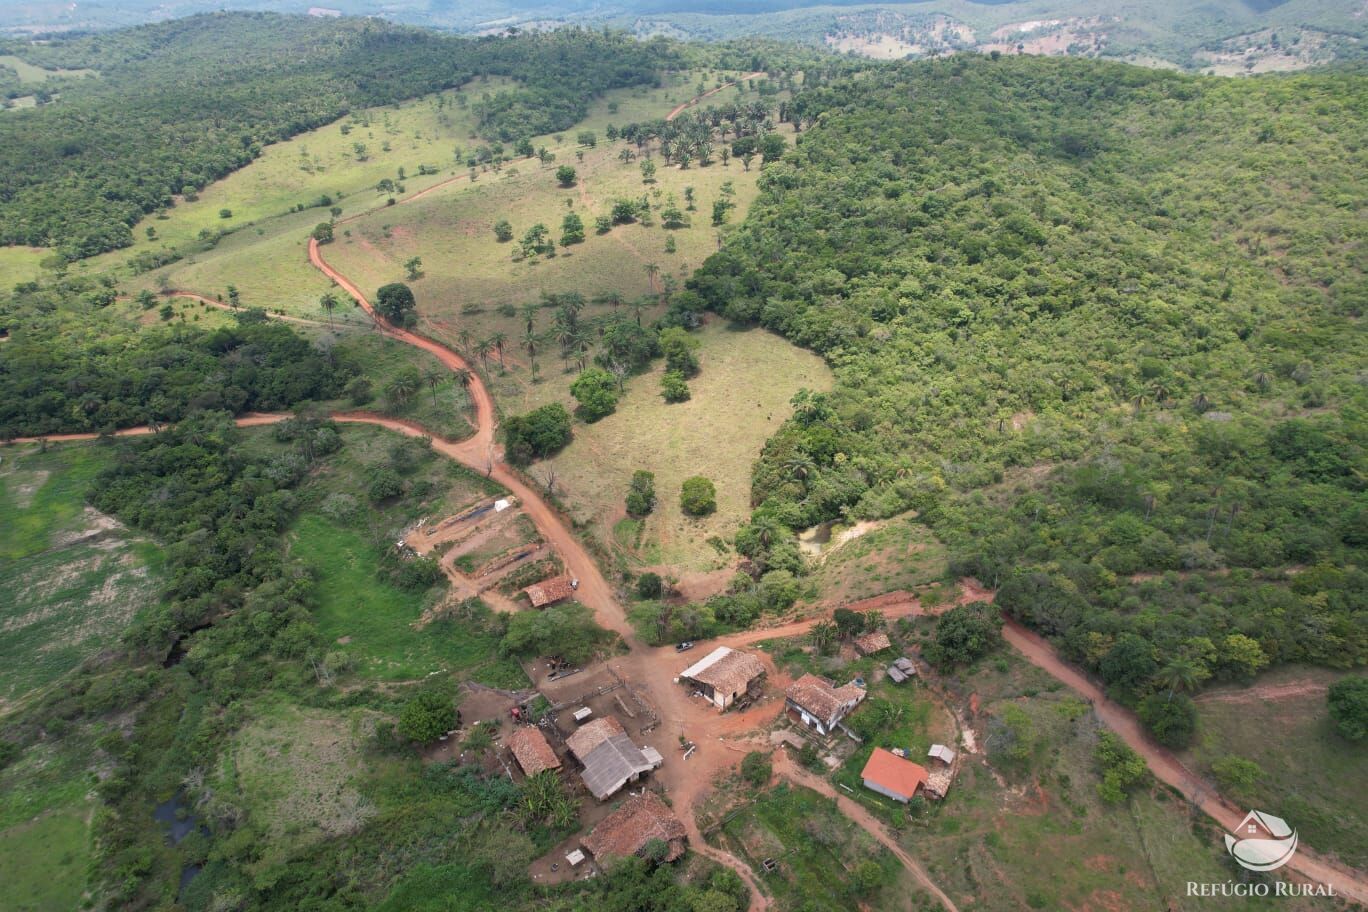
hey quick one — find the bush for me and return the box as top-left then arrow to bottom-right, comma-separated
659,327 -> 700,377
680,476 -> 716,517
493,219 -> 513,242
661,370 -> 690,403
1094,731 -> 1146,802
503,403 -> 572,464
1327,675 -> 1368,741
1137,693 -> 1197,748
626,470 -> 656,517
398,690 -> 456,744
636,572 -> 663,599
555,165 -> 576,187
739,751 -> 771,787
367,467 -> 404,502
569,367 -> 619,422
925,602 -> 1001,667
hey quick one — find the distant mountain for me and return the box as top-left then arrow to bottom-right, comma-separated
3,0 -> 1363,73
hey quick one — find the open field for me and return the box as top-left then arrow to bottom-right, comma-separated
714,783 -> 913,912
0,443 -> 162,707
0,246 -> 46,287
808,515 -> 950,606
214,700 -> 383,874
0,55 -> 97,83
531,323 -> 832,571
1186,665 -> 1366,870
0,804 -> 91,912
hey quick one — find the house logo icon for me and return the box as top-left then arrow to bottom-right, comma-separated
1225,810 -> 1298,872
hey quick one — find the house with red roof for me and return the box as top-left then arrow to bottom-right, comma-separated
860,747 -> 929,803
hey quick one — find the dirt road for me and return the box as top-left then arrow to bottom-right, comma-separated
666,72 -> 768,122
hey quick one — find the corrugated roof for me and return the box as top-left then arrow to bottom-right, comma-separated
579,733 -> 659,800
581,791 -> 687,862
861,747 -> 928,800
523,574 -> 576,608
565,716 -> 625,762
928,744 -> 957,765
785,673 -> 864,724
854,630 -> 892,655
506,726 -> 561,776
679,646 -> 765,696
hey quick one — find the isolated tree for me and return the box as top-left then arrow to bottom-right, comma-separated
226,285 -> 241,309
375,282 -> 417,327
626,470 -> 656,517
422,367 -> 444,405
661,370 -> 690,403
404,256 -> 423,280
570,367 -> 619,422
494,219 -> 514,242
555,165 -> 577,188
398,690 -> 455,745
319,292 -> 339,328
560,211 -> 585,247
312,221 -> 334,243
490,332 -> 508,368
474,339 -> 493,372
680,476 -> 716,516
640,159 -> 657,183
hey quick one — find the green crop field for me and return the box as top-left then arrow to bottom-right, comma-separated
525,323 -> 832,571
0,443 -> 163,708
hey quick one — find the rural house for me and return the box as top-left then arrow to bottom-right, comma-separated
853,630 -> 891,656
565,717 -> 663,800
784,673 -> 865,736
581,791 -> 687,863
506,726 -> 561,777
861,747 -> 929,803
678,646 -> 766,711
522,574 -> 578,608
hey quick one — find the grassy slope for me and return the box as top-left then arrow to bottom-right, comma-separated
0,804 -> 91,912
533,322 -> 833,571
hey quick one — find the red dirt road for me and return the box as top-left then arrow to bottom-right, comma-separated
666,72 -> 767,121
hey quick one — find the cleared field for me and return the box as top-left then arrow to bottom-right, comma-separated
0,55 -> 97,82
809,515 -> 950,605
213,700 -> 382,874
0,804 -> 91,912
0,246 -> 47,287
530,323 -> 832,571
715,783 -> 910,912
1186,666 -> 1366,870
0,444 -> 162,708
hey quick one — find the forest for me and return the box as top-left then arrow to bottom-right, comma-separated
691,55 -> 1366,741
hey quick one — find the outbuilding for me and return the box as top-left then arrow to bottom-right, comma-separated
860,747 -> 929,803
679,646 -> 766,711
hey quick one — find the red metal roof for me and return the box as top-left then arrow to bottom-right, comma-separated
861,747 -> 929,800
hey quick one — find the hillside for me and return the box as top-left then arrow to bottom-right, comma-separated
693,54 -> 1366,738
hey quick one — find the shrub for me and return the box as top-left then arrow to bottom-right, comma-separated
569,367 -> 619,422
1137,693 -> 1197,748
925,602 -> 1001,667
681,476 -> 716,516
493,219 -> 514,242
555,165 -> 576,187
398,690 -> 456,744
636,572 -> 663,599
740,751 -> 771,787
626,470 -> 656,517
503,403 -> 572,464
1094,731 -> 1146,802
661,370 -> 690,403
1327,675 -> 1368,741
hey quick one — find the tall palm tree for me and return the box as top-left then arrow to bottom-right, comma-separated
452,368 -> 472,390
474,339 -> 493,372
422,367 -> 444,405
458,328 -> 473,352
319,292 -> 338,329
521,329 -> 538,369
490,332 -> 508,369
386,372 -> 417,405
1156,657 -> 1203,702
520,302 -> 538,335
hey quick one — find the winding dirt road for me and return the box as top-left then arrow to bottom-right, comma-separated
666,72 -> 768,122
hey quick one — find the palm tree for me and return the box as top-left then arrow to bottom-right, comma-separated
520,302 -> 538,335
458,328 -> 473,352
644,262 -> 660,290
474,339 -> 493,372
422,367 -> 444,405
784,454 -> 816,487
386,372 -> 417,405
319,292 -> 338,329
810,621 -> 838,655
521,329 -> 538,370
490,332 -> 508,369
631,299 -> 647,327
452,368 -> 472,390
1156,657 -> 1203,702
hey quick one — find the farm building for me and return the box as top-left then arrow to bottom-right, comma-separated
784,673 -> 865,736
522,574 -> 578,608
679,646 -> 766,711
861,747 -> 929,803
506,726 -> 561,777
581,791 -> 687,863
886,657 -> 918,683
924,743 -> 957,799
565,717 -> 663,800
853,630 -> 892,655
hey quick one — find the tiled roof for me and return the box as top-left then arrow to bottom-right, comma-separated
861,748 -> 928,800
506,726 -> 561,776
785,673 -> 864,724
565,716 -> 626,762
582,791 -> 687,861
523,574 -> 576,607
679,646 -> 765,695
854,631 -> 891,655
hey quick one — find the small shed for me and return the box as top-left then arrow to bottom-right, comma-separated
679,646 -> 766,711
928,744 -> 957,766
506,726 -> 561,777
853,630 -> 892,656
523,574 -> 578,608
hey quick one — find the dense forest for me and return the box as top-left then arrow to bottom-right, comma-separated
690,56 -> 1366,740
0,16 -> 681,258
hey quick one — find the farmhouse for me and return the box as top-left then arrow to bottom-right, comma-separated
565,717 -> 663,800
861,747 -> 929,803
581,791 -> 687,863
784,673 -> 865,736
679,646 -> 766,711
853,630 -> 891,656
522,574 -> 577,608
506,726 -> 560,777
